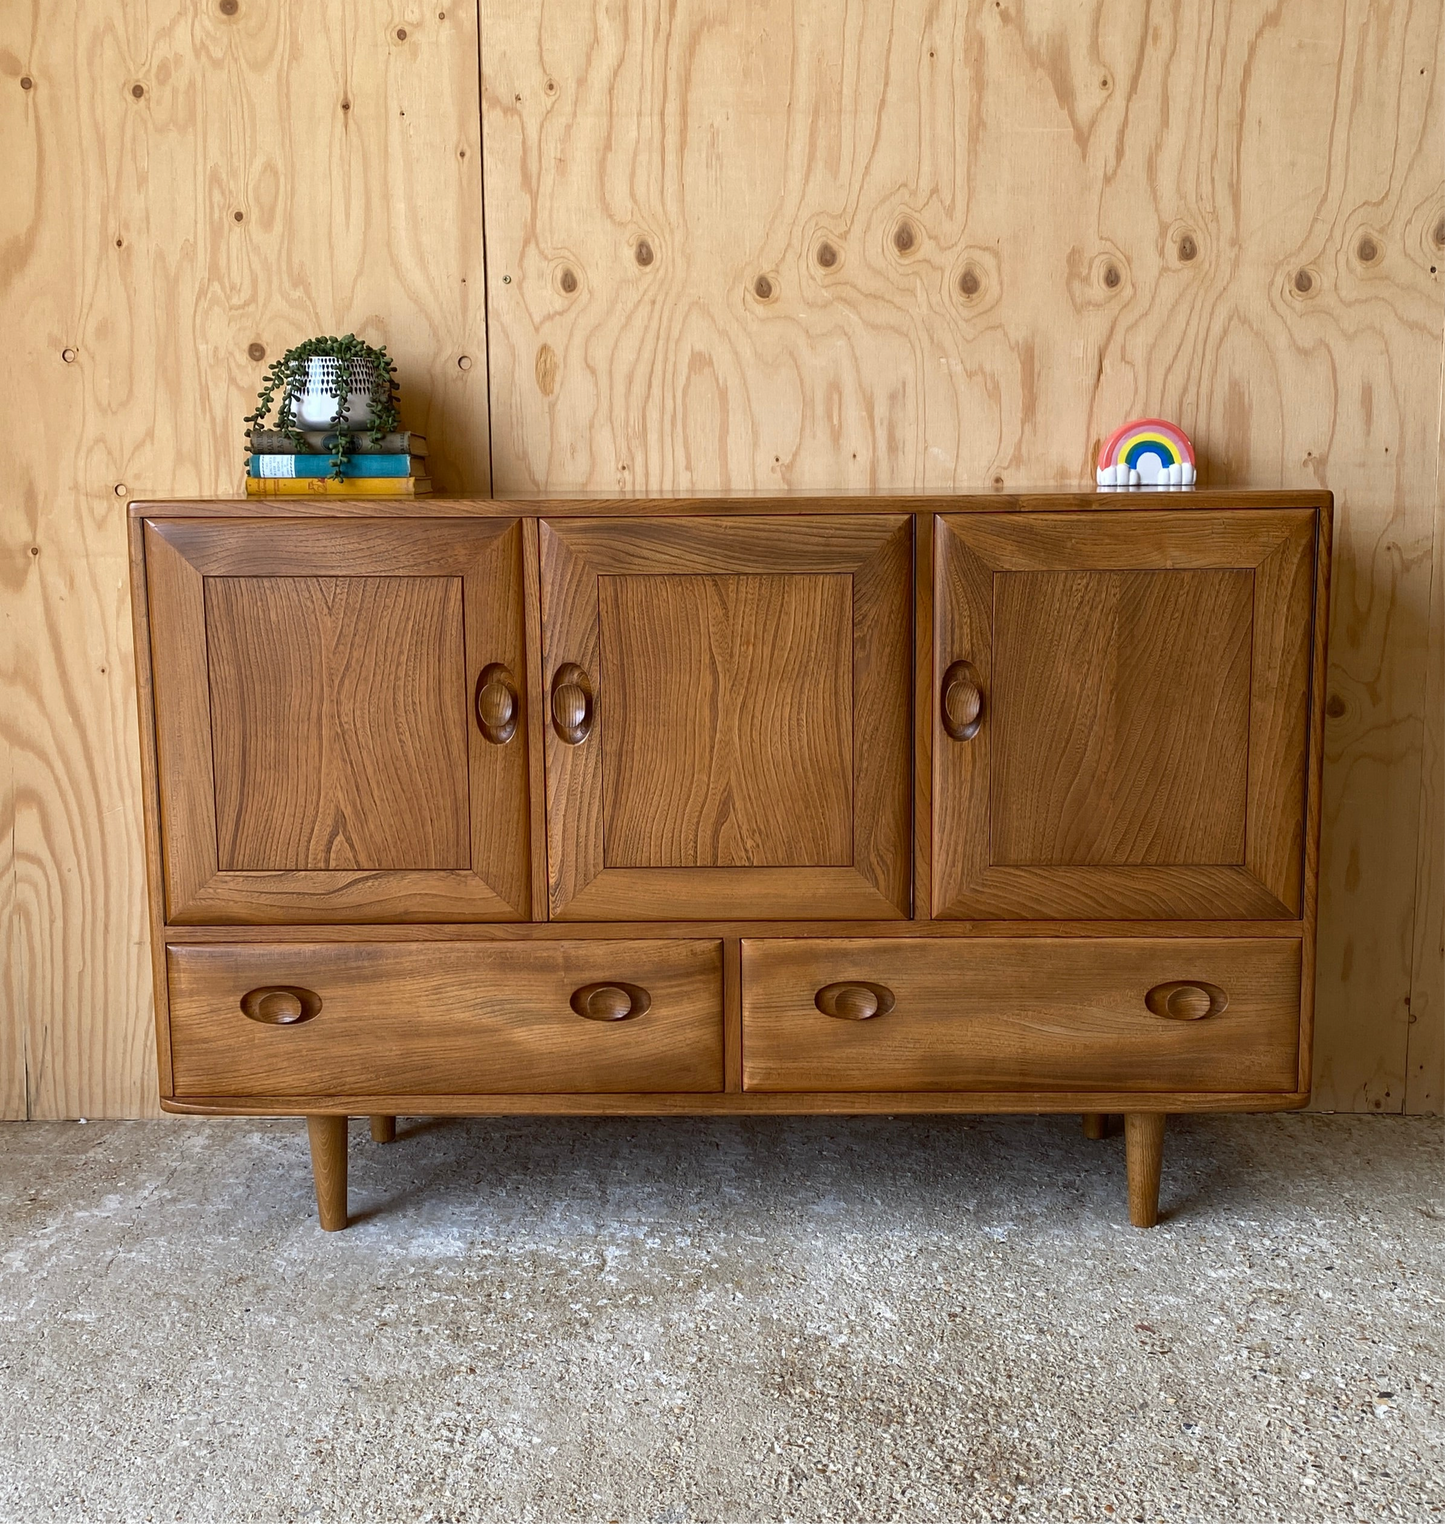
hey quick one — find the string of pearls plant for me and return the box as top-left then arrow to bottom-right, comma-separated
244,334 -> 401,481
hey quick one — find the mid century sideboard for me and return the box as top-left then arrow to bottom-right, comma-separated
128,491 -> 1330,1230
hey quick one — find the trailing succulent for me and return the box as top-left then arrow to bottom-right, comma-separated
244,333 -> 401,481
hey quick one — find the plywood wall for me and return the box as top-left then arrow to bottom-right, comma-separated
0,0 -> 491,1118
1,0 -> 1440,1115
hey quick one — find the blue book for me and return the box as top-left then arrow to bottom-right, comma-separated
249,453 -> 423,479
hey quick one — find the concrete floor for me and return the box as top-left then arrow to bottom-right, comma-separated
0,1114 -> 1440,1523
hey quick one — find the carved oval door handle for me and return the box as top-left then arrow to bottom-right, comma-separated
570,982 -> 651,1022
551,662 -> 594,745
941,659 -> 985,741
815,981 -> 896,1021
475,662 -> 519,744
240,985 -> 322,1026
1145,981 -> 1228,1021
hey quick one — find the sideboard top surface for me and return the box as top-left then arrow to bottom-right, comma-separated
131,489 -> 1333,521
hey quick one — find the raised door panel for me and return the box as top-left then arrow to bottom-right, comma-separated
540,516 -> 912,920
933,511 -> 1317,920
145,519 -> 531,923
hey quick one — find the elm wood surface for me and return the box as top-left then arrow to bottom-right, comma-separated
128,490 -> 1332,520
538,515 -> 912,920
143,519 -> 532,923
162,1091 -> 1307,1117
369,1116 -> 396,1144
166,940 -> 724,1095
128,493 -> 1331,1228
932,511 -> 1316,920
599,573 -> 854,868
206,574 -> 471,871
740,939 -> 1301,1093
1126,1113 -> 1168,1229
306,1115 -> 348,1232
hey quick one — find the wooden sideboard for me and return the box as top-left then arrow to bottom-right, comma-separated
129,491 -> 1331,1230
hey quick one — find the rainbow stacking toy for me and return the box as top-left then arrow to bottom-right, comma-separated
1095,417 -> 1196,488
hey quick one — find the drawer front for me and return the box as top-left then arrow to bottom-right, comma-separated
741,938 -> 1300,1093
168,941 -> 723,1095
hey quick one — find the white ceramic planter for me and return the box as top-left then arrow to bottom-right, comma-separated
291,356 -> 378,431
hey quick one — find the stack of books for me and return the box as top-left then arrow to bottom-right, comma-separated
245,429 -> 431,497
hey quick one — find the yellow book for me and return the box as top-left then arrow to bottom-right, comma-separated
244,475 -> 432,497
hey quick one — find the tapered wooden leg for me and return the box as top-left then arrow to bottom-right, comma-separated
1081,1112 -> 1107,1140
1125,1113 -> 1166,1228
369,1115 -> 397,1144
306,1115 -> 348,1231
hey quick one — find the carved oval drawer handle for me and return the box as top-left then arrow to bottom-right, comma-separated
240,985 -> 322,1026
815,981 -> 896,1021
571,982 -> 651,1022
1145,981 -> 1228,1021
551,662 -> 594,745
941,659 -> 984,741
475,662 -> 519,744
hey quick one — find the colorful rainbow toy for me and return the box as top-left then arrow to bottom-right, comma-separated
1095,418 -> 1196,488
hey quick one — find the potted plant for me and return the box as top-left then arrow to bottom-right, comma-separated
244,334 -> 401,481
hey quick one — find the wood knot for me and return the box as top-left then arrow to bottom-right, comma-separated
247,342 -> 266,361
21,76 -> 33,89
634,239 -> 654,267
1102,262 -> 1122,289
233,209 -> 244,222
396,27 -> 407,40
131,83 -> 145,99
753,273 -> 777,301
1433,217 -> 1445,249
958,264 -> 982,299
1178,233 -> 1198,262
559,266 -> 578,294
219,0 -> 238,13
892,219 -> 917,255
1355,234 -> 1379,263
815,240 -> 839,269
1293,267 -> 1314,294
1325,693 -> 1347,718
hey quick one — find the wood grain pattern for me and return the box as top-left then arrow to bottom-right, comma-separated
933,511 -> 1316,920
599,573 -> 853,867
168,940 -> 724,1094
1125,1113 -> 1167,1228
991,569 -> 1253,867
164,1089 -> 1311,1117
539,515 -> 911,919
306,1115 -> 349,1231
480,0 -> 1444,1110
741,937 -> 1301,1094
1,1 -> 489,1117
145,518 -> 531,923
207,576 -> 470,871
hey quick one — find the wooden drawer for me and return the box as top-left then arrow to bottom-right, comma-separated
741,938 -> 1301,1093
168,941 -> 723,1096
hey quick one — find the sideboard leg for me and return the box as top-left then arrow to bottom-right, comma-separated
306,1115 -> 349,1231
1124,1113 -> 1166,1228
369,1115 -> 397,1144
1081,1112 -> 1107,1140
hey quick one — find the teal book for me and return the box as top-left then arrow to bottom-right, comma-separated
249,453 -> 424,479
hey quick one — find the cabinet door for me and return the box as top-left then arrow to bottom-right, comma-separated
540,516 -> 912,920
145,519 -> 531,923
932,511 -> 1317,919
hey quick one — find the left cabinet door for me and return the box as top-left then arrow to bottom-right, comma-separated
143,518 -> 532,923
